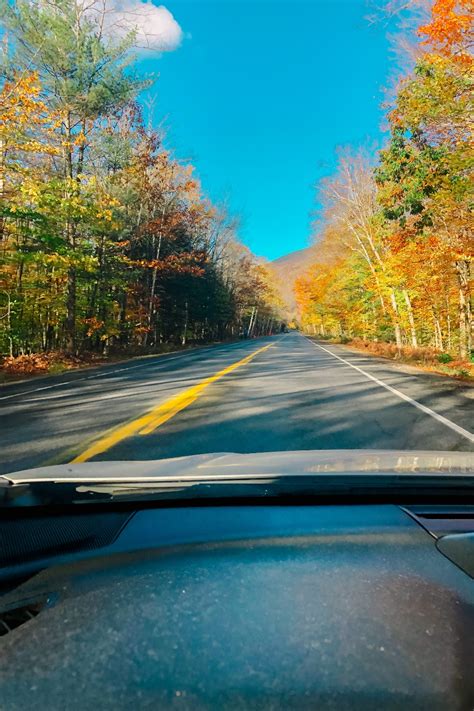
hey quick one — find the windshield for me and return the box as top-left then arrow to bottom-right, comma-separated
0,0 -> 472,481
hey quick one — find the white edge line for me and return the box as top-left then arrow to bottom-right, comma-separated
307,338 -> 474,445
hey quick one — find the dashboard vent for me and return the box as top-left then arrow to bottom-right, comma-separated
0,601 -> 44,636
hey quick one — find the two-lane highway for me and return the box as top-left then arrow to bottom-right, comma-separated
1,332 -> 473,475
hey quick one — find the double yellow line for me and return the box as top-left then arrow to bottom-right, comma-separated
72,343 -> 273,463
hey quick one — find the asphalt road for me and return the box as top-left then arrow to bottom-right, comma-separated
1,332 -> 473,475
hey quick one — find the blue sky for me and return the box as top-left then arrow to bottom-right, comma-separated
138,0 -> 398,260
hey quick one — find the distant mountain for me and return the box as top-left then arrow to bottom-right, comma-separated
270,246 -> 317,317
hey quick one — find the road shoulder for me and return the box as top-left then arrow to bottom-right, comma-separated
305,337 -> 474,389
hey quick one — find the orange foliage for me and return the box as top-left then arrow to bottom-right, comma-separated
1,352 -> 86,376
81,317 -> 105,337
1,353 -> 51,375
0,72 -> 59,153
133,253 -> 206,276
419,0 -> 473,65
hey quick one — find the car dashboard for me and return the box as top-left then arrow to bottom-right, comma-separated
1,502 -> 474,710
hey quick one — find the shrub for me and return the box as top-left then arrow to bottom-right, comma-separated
437,353 -> 453,364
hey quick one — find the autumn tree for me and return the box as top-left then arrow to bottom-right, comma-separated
1,0 -> 146,350
298,0 -> 472,361
377,0 -> 473,356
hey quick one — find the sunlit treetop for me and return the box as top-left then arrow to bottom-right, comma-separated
418,0 -> 473,66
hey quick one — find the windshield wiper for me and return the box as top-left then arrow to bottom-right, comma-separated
2,472 -> 474,509
2,451 -> 473,509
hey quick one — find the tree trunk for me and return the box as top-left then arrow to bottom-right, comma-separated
181,301 -> 188,345
64,113 -> 77,353
0,138 -> 4,198
0,138 -> 5,241
431,308 -> 444,351
456,260 -> 471,359
389,289 -> 403,353
248,307 -> 257,337
66,263 -> 77,352
144,228 -> 163,346
402,290 -> 417,348
2,291 -> 13,357
435,318 -> 444,351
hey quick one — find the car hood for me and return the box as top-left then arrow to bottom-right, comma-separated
3,449 -> 474,484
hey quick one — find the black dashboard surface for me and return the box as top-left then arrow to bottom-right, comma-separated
1,504 -> 474,710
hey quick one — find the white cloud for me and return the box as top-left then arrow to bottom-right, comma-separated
101,1 -> 183,52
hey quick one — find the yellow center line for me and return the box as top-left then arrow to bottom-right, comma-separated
71,343 -> 274,463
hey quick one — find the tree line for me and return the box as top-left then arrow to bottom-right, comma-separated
296,0 -> 472,360
0,0 -> 282,360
